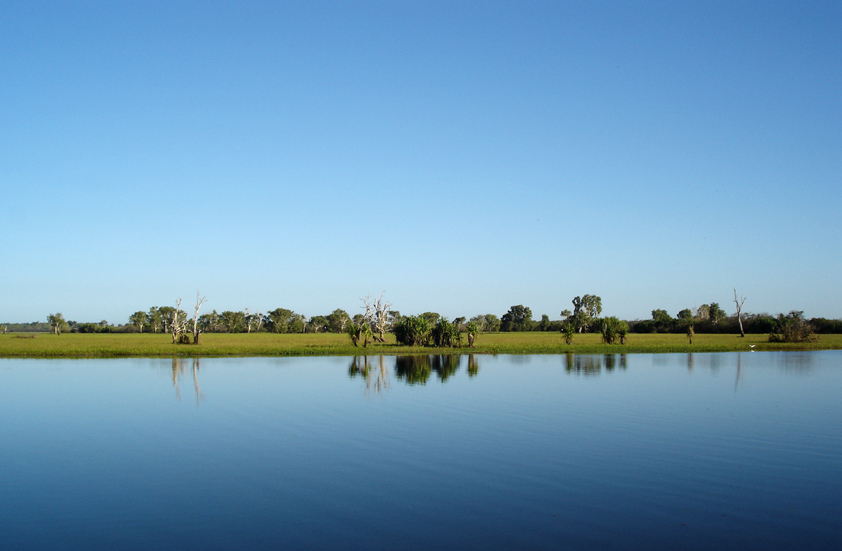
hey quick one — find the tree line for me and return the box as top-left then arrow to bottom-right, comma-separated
10,291 -> 839,344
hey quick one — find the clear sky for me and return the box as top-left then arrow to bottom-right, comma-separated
1,1 -> 840,324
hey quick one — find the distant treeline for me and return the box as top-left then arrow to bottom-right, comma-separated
5,296 -> 841,335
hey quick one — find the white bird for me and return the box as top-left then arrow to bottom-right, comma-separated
750,344 -> 756,351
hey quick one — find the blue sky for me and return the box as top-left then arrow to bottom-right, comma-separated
1,1 -> 840,324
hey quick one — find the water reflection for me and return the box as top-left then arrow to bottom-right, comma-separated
394,355 -> 433,385
431,355 -> 460,382
170,358 -> 204,405
348,356 -> 390,395
565,353 -> 627,376
467,355 -> 479,378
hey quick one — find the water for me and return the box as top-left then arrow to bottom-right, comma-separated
1,352 -> 840,550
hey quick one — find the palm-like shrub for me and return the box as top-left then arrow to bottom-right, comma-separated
431,317 -> 462,348
392,315 -> 432,346
561,321 -> 575,345
465,321 -> 480,347
601,317 -> 627,344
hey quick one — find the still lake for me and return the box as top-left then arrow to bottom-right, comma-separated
1,352 -> 840,550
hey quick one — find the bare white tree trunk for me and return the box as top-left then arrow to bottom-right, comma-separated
192,292 -> 207,345
369,293 -> 392,343
733,289 -> 747,337
172,298 -> 182,344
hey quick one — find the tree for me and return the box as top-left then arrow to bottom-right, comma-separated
572,295 -> 602,333
733,289 -> 747,337
651,309 -> 673,332
129,311 -> 147,333
327,309 -> 350,333
170,299 -> 192,344
708,302 -> 726,325
368,293 -> 392,343
501,305 -> 533,331
147,307 -> 163,333
191,292 -> 207,345
47,313 -> 69,335
465,320 -> 480,347
221,311 -> 245,333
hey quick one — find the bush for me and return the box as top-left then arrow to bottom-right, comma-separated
431,318 -> 462,348
392,316 -> 431,346
768,311 -> 816,343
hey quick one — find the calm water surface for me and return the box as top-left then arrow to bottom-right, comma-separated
1,352 -> 840,550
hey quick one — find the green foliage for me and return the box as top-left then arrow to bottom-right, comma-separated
708,302 -> 726,324
561,321 -> 575,344
47,313 -> 69,335
267,308 -> 304,334
572,295 -> 602,333
471,314 -> 500,332
768,311 -> 817,343
394,355 -> 432,384
392,315 -> 432,346
601,316 -> 624,344
327,309 -> 350,333
501,305 -> 534,331
465,321 -> 481,347
346,316 -> 373,347
431,317 -> 462,347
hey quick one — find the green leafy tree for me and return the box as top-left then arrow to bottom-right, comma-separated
147,307 -> 164,333
708,302 -> 726,324
501,305 -> 534,332
47,313 -> 69,335
572,295 -> 602,333
221,311 -> 245,333
267,308 -> 303,334
651,309 -> 673,332
129,311 -> 147,333
420,312 -> 441,325
327,309 -> 350,333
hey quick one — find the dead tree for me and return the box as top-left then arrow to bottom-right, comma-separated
192,292 -> 207,345
733,289 -> 747,337
171,298 -> 183,344
370,293 -> 392,343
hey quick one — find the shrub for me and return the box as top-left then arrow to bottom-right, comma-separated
392,315 -> 431,346
768,311 -> 817,343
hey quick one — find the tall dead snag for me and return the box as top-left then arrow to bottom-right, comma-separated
370,293 -> 392,343
192,292 -> 207,345
733,289 -> 747,337
171,298 -> 183,344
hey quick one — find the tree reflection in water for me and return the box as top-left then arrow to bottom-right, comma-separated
431,355 -> 460,382
170,357 -> 203,405
467,355 -> 479,378
564,353 -> 627,376
394,355 -> 432,385
348,356 -> 390,395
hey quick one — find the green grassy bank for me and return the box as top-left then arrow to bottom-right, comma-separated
2,332 -> 841,359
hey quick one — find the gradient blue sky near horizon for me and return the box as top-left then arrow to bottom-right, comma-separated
1,1 -> 840,324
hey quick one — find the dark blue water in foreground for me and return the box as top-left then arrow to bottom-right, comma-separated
1,352 -> 840,550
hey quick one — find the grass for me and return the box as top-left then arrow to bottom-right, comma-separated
1,331 -> 841,359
